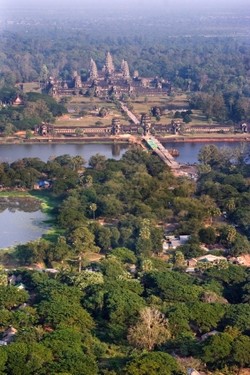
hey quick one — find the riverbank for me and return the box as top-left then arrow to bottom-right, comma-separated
0,133 -> 250,145
0,190 -> 57,215
158,134 -> 250,143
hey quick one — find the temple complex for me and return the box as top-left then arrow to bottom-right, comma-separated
43,52 -> 171,99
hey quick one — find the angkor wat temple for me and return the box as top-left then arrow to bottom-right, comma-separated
44,52 -> 171,99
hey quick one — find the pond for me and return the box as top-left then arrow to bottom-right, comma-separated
0,198 -> 50,248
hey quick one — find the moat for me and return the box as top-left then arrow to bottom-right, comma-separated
0,141 -> 247,164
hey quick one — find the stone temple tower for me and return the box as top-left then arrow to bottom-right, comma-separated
90,58 -> 98,80
105,52 -> 115,75
140,113 -> 151,136
121,59 -> 130,79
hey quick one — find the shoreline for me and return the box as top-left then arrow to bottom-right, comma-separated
0,134 -> 250,145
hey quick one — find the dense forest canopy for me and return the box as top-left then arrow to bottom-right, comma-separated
0,0 -> 249,130
0,147 -> 249,373
0,0 -> 249,92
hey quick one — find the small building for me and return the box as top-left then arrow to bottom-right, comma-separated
163,235 -> 190,251
1,326 -> 17,345
12,96 -> 23,106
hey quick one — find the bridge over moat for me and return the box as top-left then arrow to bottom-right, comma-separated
142,136 -> 180,170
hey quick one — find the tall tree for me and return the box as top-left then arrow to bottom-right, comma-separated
68,226 -> 100,272
127,307 -> 170,351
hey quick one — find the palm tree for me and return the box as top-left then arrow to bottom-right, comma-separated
89,203 -> 97,220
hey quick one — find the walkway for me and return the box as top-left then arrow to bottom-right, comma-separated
143,135 -> 180,170
119,101 -> 196,176
120,103 -> 140,125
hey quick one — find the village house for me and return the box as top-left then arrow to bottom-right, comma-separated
0,326 -> 17,346
163,235 -> 190,251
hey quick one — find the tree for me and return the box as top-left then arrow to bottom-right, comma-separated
39,64 -> 49,83
0,349 -> 7,374
232,335 -> 250,368
173,251 -> 187,271
0,286 -> 28,310
103,282 -> 145,340
89,203 -> 97,220
219,225 -> 237,247
71,155 -> 85,171
110,247 -> 137,264
51,236 -> 70,262
202,333 -> 233,368
230,233 -> 250,256
75,128 -> 83,137
198,145 -> 221,167
127,307 -> 170,351
183,114 -> 192,123
198,227 -> 217,245
68,226 -> 100,272
89,154 -> 106,170
3,123 -> 15,136
5,342 -> 53,375
223,304 -> 250,332
37,294 -> 94,331
25,129 -> 33,139
69,270 -> 104,290
99,107 -> 108,118
124,352 -> 181,375
136,219 -> 153,256
188,302 -> 226,334
96,226 -> 112,252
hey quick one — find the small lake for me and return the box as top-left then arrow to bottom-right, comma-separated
0,198 -> 49,249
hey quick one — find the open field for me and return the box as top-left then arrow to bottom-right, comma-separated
131,95 -> 167,115
166,93 -> 190,110
58,96 -> 130,127
21,82 -> 41,93
130,93 -> 221,127
55,114 -> 118,127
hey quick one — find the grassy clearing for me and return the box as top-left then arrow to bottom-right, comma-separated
30,190 -> 61,215
42,227 -> 65,244
22,82 -> 41,93
55,114 -> 122,127
57,96 -> 130,126
166,93 -> 190,109
131,95 -> 167,115
0,191 -> 30,198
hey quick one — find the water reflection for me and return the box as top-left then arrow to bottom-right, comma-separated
0,143 -> 128,163
112,144 -> 121,157
0,197 -> 41,212
0,198 -> 49,248
0,142 -> 248,165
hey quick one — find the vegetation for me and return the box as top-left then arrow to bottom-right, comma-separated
0,6 -> 250,373
0,146 -> 249,373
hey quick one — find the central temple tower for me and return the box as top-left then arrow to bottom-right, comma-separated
104,52 -> 115,75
